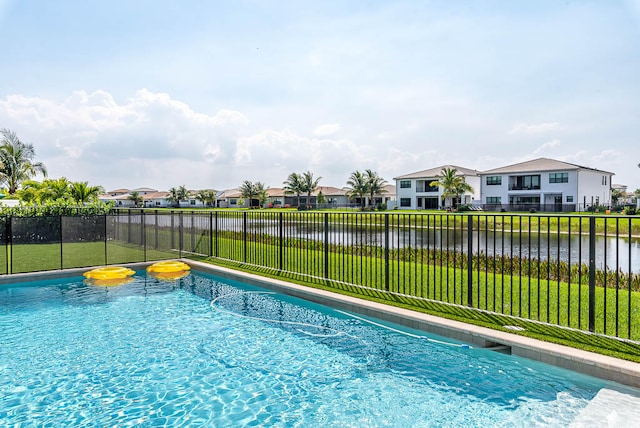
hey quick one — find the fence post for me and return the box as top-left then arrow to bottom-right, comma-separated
179,211 -> 184,258
104,214 -> 108,265
243,211 -> 247,263
59,215 -> 63,270
215,211 -> 219,258
142,210 -> 146,262
279,212 -> 283,271
170,211 -> 175,250
467,215 -> 474,307
324,212 -> 329,279
588,216 -> 596,332
209,211 -> 213,257
384,214 -> 389,291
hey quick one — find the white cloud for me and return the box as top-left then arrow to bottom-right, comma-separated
532,139 -> 561,155
313,123 -> 342,136
509,122 -> 560,134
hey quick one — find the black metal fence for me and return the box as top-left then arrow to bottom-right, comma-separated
3,210 -> 640,342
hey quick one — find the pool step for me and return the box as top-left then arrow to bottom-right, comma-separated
570,388 -> 640,427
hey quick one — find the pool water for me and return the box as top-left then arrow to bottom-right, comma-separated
0,271 -> 637,426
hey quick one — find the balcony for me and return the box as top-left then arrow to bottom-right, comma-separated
508,185 -> 541,191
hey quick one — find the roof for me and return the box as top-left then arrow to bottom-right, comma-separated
394,165 -> 480,180
105,188 -> 129,195
480,158 -> 614,175
131,187 -> 158,192
142,191 -> 170,200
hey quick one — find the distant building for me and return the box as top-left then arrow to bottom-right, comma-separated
394,165 -> 480,210
479,158 -> 613,212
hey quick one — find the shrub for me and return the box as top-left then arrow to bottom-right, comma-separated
625,207 -> 637,216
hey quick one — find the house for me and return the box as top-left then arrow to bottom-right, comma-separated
479,158 -> 613,212
394,165 -> 480,210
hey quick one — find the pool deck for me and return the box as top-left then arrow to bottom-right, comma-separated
186,260 -> 640,390
4,261 -> 640,390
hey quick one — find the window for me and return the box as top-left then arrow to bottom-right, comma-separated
602,176 -> 608,185
400,180 -> 411,189
549,172 -> 568,183
486,197 -> 501,204
486,176 -> 502,185
510,175 -> 540,190
566,196 -> 573,203
230,198 -> 237,205
400,198 -> 411,207
190,200 -> 196,205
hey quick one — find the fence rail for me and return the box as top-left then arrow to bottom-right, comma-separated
3,209 -> 640,342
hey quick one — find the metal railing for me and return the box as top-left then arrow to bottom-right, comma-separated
3,210 -> 640,342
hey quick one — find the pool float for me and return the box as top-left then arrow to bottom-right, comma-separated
83,266 -> 135,287
84,266 -> 135,280
146,261 -> 190,281
146,261 -> 190,274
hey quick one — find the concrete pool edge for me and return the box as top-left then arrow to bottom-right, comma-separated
187,260 -> 640,389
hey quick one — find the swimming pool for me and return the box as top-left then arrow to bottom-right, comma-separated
1,269 -> 638,426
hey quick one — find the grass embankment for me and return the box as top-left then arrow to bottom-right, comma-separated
141,208 -> 640,236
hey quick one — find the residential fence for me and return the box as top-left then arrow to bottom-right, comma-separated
2,209 -> 640,342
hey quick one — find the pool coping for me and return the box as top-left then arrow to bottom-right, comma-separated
186,260 -> 640,389
3,261 -> 640,389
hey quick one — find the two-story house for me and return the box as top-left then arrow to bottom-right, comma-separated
479,158 -> 613,212
394,165 -> 480,210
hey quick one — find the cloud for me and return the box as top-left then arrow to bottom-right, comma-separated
313,123 -> 341,136
509,122 -> 560,134
532,139 -> 561,155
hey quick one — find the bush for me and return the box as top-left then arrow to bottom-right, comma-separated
624,207 -> 637,216
457,204 -> 471,212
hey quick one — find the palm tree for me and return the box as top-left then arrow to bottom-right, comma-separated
0,129 -> 47,194
40,177 -> 71,202
70,181 -> 104,204
430,167 -> 473,209
196,189 -> 217,207
128,191 -> 144,208
168,185 -> 190,207
365,169 -> 387,208
283,172 -> 303,208
346,171 -> 369,209
239,180 -> 267,208
300,171 -> 321,208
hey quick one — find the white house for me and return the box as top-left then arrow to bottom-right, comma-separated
394,165 -> 480,210
479,158 -> 613,212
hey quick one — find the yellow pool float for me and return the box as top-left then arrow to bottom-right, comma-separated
146,261 -> 191,274
147,261 -> 191,281
84,266 -> 135,280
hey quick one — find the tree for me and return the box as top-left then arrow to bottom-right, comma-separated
346,171 -> 369,209
195,189 -> 217,207
300,171 -> 321,208
365,169 -> 387,208
168,185 -> 190,207
429,167 -> 472,209
128,191 -> 143,208
40,177 -> 71,202
70,181 -> 104,204
283,172 -> 303,208
239,180 -> 267,208
0,129 -> 47,194
611,188 -> 624,207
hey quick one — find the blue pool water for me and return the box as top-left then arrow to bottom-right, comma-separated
0,270 -> 637,426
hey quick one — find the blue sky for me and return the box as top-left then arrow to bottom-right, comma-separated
0,0 -> 639,192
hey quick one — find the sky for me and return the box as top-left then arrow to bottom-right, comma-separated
0,0 -> 639,192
